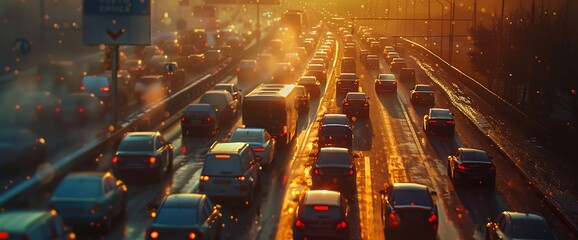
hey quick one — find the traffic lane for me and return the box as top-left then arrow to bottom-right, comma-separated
403,52 -> 575,239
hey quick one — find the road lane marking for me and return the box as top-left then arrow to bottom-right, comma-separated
359,156 -> 375,240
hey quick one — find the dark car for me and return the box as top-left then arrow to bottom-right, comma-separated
295,85 -> 310,113
298,76 -> 321,97
112,132 -> 174,182
0,210 -> 74,240
342,92 -> 370,119
410,84 -> 435,105
375,74 -> 398,93
293,190 -> 350,240
122,59 -> 147,80
486,211 -> 556,240
305,64 -> 328,84
399,68 -> 416,83
318,114 -> 353,150
50,172 -> 127,232
161,62 -> 187,92
199,90 -> 239,124
0,128 -> 46,171
59,93 -> 105,124
205,49 -> 223,64
146,194 -> 222,240
448,148 -> 496,187
390,58 -> 407,73
423,108 -> 455,136
344,46 -> 356,58
237,59 -> 260,84
365,54 -> 380,69
181,104 -> 219,137
336,73 -> 359,94
340,57 -> 356,73
359,49 -> 371,64
379,183 -> 438,240
311,147 -> 356,193
212,83 -> 243,104
271,62 -> 296,83
385,52 -> 400,65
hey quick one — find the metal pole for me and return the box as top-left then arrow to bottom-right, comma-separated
413,0 -> 416,39
448,0 -> 455,63
428,0 -> 431,48
473,0 -> 477,29
256,1 -> 261,42
111,45 -> 119,130
434,0 -> 444,58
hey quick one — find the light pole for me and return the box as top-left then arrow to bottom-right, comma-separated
433,0 -> 444,58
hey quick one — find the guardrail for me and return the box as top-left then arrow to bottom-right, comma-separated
0,30 -> 275,209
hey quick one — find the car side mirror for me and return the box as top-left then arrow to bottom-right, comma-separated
430,191 -> 437,196
164,63 -> 177,72
214,204 -> 222,211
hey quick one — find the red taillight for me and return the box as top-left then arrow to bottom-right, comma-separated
428,213 -> 437,223
428,120 -> 438,123
149,156 -> 156,165
0,232 -> 8,239
206,117 -> 212,122
204,43 -> 208,47
200,175 -> 210,181
237,176 -> 246,181
36,105 -> 43,111
149,231 -> 159,239
236,67 -> 240,72
112,156 -> 118,164
252,147 -> 265,152
389,213 -> 400,227
295,220 -> 306,228
313,169 -> 319,175
349,169 -> 355,176
282,126 -> 287,135
189,232 -> 201,239
131,67 -> 140,71
55,107 -> 61,113
14,104 -> 20,110
181,117 -> 185,122
490,165 -> 496,171
100,86 -> 110,92
343,102 -> 349,106
363,103 -> 369,107
457,164 -> 468,170
378,81 -> 382,85
314,205 -> 329,211
252,68 -> 257,72
336,221 -> 347,229
167,72 -> 174,76
446,120 -> 455,124
78,107 -> 84,113
393,81 -> 397,85
90,203 -> 101,214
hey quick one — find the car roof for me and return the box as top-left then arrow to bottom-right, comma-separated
0,211 -> 53,231
203,90 -> 231,96
214,83 -> 234,88
126,132 -> 158,137
346,92 -> 366,97
392,183 -> 428,191
234,127 -> 265,134
66,171 -> 107,180
319,147 -> 349,154
505,211 -> 548,222
209,142 -> 248,154
459,148 -> 487,155
303,190 -> 342,207
162,193 -> 204,208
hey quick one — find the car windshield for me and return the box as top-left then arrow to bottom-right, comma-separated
511,218 -> 555,239
53,178 -> 101,198
317,152 -> 350,165
391,188 -> 431,207
118,137 -> 153,151
200,93 -> 228,107
155,207 -> 199,226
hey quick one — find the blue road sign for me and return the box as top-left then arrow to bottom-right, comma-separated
13,38 -> 32,56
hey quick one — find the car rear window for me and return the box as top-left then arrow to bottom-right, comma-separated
154,208 -> 199,225
307,65 -> 324,71
202,155 -> 242,175
379,74 -> 396,80
118,137 -> 153,151
301,205 -> 341,221
53,179 -> 101,198
430,110 -> 452,119
512,218 -> 554,239
322,116 -> 349,125
347,94 -> 366,100
317,152 -> 350,165
461,151 -> 490,163
415,85 -> 433,91
391,189 -> 431,207
200,93 -> 228,107
229,131 -> 263,143
319,125 -> 351,136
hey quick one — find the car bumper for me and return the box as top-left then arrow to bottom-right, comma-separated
294,228 -> 349,240
454,170 -> 495,182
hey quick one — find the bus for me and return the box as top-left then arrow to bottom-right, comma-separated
242,84 -> 299,146
281,10 -> 305,37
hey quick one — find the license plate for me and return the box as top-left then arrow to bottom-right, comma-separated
214,180 -> 231,184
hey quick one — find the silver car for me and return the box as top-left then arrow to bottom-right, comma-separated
228,128 -> 276,167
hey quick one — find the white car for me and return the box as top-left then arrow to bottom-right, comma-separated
228,127 -> 276,167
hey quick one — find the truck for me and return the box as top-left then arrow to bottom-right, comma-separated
281,10 -> 307,37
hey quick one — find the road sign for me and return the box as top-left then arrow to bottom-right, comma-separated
12,38 -> 32,56
83,0 -> 151,45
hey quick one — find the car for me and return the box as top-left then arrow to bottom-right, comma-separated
158,62 -> 186,92
293,46 -> 308,59
340,57 -> 356,73
257,53 -> 275,71
212,83 -> 243,104
305,64 -> 327,84
237,59 -> 260,84
385,52 -> 400,65
375,74 -> 398,93
390,58 -> 407,73
225,36 -> 244,52
134,75 -> 168,106
228,127 -> 276,167
342,92 -> 370,119
379,37 -> 391,48
0,210 -> 74,240
399,68 -> 416,83
311,147 -> 356,193
146,55 -> 170,74
181,104 -> 220,137
122,59 -> 147,80
318,114 -> 353,150
383,45 -> 396,56
309,58 -> 327,69
379,183 -> 438,240
146,194 -> 222,240
50,172 -> 127,232
283,53 -> 302,68
158,40 -> 182,55
313,52 -> 330,65
447,148 -> 496,186
0,128 -> 46,171
486,211 -> 556,240
269,39 -> 284,56
295,85 -> 310,113
112,132 -> 174,182
370,41 -> 381,54
395,42 -> 406,53
365,54 -> 380,69
81,72 -> 131,105
297,76 -> 321,97
271,62 -> 296,83
10,91 -> 62,125
199,90 -> 239,124
199,142 -> 260,206
182,53 -> 206,71
293,190 -> 350,240
359,49 -> 372,64
205,49 -> 223,64
336,73 -> 359,94
423,108 -> 455,136
141,45 -> 164,64
319,45 -> 333,58
344,46 -> 356,58
410,84 -> 435,105
59,93 -> 105,124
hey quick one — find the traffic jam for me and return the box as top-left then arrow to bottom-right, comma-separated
0,1 -> 576,240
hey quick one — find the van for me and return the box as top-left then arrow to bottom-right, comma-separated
340,57 -> 356,73
199,142 -> 260,206
0,210 -> 74,240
